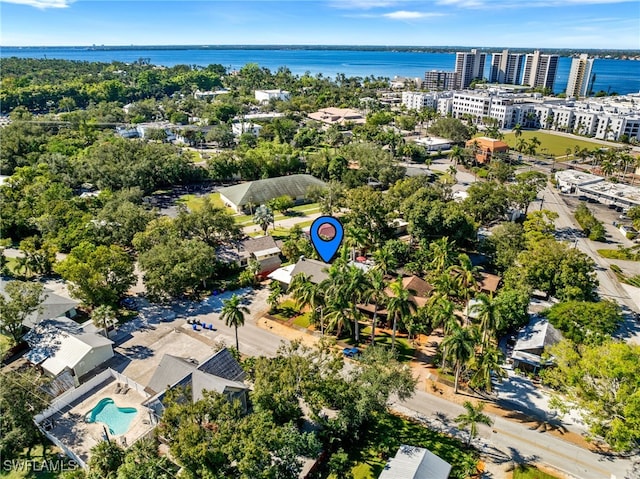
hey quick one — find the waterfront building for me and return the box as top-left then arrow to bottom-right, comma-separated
454,49 -> 487,89
490,49 -> 524,85
566,54 -> 595,98
521,51 -> 559,91
423,70 -> 458,91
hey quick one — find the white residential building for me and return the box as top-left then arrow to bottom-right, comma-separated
231,122 -> 262,137
254,89 -> 290,104
401,91 -> 439,111
566,54 -> 595,98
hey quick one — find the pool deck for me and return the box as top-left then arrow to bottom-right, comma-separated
47,377 -> 154,464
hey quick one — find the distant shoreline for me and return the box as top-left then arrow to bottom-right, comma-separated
3,44 -> 640,58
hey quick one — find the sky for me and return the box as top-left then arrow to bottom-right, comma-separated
1,0 -> 639,49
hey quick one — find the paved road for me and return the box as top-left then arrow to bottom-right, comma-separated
393,390 -> 635,479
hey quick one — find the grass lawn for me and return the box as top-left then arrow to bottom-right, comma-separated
271,299 -> 300,322
0,332 -> 14,355
178,192 -> 233,213
512,464 -> 562,479
349,327 -> 416,363
501,130 -> 614,157
292,312 -> 311,328
235,203 -> 321,226
597,248 -> 640,261
1,443 -> 77,478
340,411 -> 478,479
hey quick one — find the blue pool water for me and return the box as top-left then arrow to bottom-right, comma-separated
86,398 -> 137,436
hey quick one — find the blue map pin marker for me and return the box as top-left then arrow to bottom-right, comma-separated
310,216 -> 344,263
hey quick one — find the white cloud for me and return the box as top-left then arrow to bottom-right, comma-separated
437,0 -> 636,7
329,0 -> 401,9
382,10 -> 444,19
1,0 -> 73,8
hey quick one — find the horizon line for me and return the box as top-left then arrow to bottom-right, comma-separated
2,44 -> 639,52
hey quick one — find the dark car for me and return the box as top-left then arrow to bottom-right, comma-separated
120,297 -> 138,311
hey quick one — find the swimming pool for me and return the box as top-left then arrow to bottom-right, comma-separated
86,398 -> 137,436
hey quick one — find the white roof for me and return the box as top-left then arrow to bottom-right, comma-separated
267,264 -> 296,284
24,317 -> 113,376
513,316 -> 562,352
554,169 -> 603,187
378,445 -> 451,479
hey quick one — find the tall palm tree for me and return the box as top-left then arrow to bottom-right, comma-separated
455,401 -> 493,445
289,273 -> 326,334
428,295 -> 459,370
323,295 -> 352,338
449,253 -> 481,319
441,324 -> 477,394
92,305 -> 117,338
428,237 -> 457,277
363,269 -> 387,343
471,293 -> 501,352
267,281 -> 282,314
373,247 -> 397,276
253,205 -> 274,235
513,123 -> 522,138
449,145 -> 465,165
220,294 -> 250,352
386,277 -> 415,350
470,345 -> 507,393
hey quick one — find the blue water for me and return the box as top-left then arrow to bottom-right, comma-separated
1,47 -> 639,95
86,397 -> 137,436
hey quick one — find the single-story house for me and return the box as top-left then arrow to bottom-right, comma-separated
144,348 -> 248,418
24,317 -> 114,383
0,281 -> 80,330
466,136 -> 509,164
378,445 -> 451,479
307,107 -> 366,126
511,316 -> 563,373
358,275 -> 433,317
414,136 -> 452,151
218,174 -> 326,213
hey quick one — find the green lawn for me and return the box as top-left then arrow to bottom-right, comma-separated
501,130 -> 615,157
177,192 -> 233,213
512,464 -> 562,479
292,312 -> 311,328
349,327 -> 416,363
0,332 -> 14,356
598,248 -> 640,261
0,444 -> 76,478
340,411 -> 478,479
235,203 -> 321,226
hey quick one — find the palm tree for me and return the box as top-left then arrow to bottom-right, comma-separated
513,123 -> 522,138
470,345 -> 507,393
441,324 -> 476,394
428,295 -> 459,370
253,205 -> 274,235
92,305 -> 117,338
428,237 -> 457,277
363,269 -> 387,343
449,145 -> 465,165
386,277 -> 415,350
455,401 -> 493,445
449,254 -> 481,319
471,293 -> 501,351
323,295 -> 353,338
267,281 -> 282,314
289,273 -> 326,334
373,247 -> 397,276
515,138 -> 527,153
220,294 -> 250,352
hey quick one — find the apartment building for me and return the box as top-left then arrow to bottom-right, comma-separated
566,54 -> 595,98
490,49 -> 524,85
424,70 -> 459,91
521,51 -> 559,91
443,89 -> 640,141
401,91 -> 439,111
254,89 -> 290,104
454,49 -> 487,89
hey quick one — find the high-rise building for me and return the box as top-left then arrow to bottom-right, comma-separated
521,50 -> 559,91
454,49 -> 486,89
423,70 -> 458,90
566,54 -> 595,98
490,49 -> 524,85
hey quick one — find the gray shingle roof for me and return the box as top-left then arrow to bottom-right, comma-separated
291,257 -> 330,285
0,281 -> 79,329
197,348 -> 246,381
218,174 -> 326,208
242,236 -> 280,255
514,316 -> 563,352
146,355 -> 198,394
